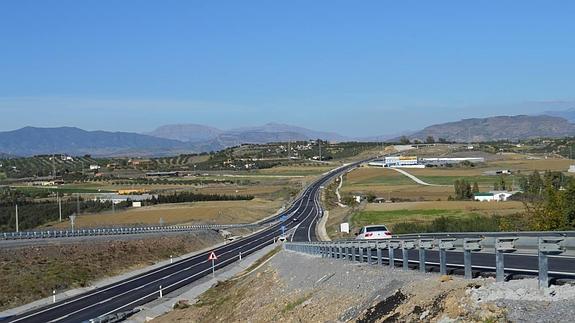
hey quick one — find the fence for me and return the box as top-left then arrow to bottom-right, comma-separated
0,223 -> 263,241
285,232 -> 575,289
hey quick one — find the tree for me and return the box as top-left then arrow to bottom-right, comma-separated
453,179 -> 473,200
425,136 -> 435,144
399,136 -> 411,145
438,137 -> 447,143
527,170 -> 543,196
472,182 -> 479,193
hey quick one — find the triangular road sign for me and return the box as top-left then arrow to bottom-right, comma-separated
208,251 -> 218,260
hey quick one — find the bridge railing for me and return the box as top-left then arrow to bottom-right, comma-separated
284,232 -> 575,289
0,223 -> 263,241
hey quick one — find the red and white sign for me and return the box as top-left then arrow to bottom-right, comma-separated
208,251 -> 218,260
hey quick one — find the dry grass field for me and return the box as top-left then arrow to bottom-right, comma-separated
46,198 -> 283,228
255,164 -> 335,176
0,232 -> 222,311
365,200 -> 525,214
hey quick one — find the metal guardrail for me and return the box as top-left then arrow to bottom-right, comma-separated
0,223 -> 262,241
285,232 -> 575,289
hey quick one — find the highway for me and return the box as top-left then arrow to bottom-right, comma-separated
5,161 -> 362,323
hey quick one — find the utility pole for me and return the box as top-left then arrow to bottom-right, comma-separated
318,140 -> 322,161
15,204 -> 19,232
57,192 -> 62,222
288,141 -> 291,159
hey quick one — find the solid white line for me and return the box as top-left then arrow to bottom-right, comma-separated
97,237 -> 278,318
14,189 -> 319,322
47,229 -> 283,322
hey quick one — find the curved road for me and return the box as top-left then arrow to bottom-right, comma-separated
5,161 -> 364,323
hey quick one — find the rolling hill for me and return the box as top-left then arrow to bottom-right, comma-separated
404,115 -> 575,142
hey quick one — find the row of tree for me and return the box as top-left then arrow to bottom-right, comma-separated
451,179 -> 479,200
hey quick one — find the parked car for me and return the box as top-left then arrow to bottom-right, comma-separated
355,225 -> 392,240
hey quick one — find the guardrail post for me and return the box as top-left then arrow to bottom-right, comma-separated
367,243 -> 374,265
351,244 -> 357,261
463,238 -> 483,279
359,244 -> 365,262
495,238 -> 517,282
438,239 -> 456,275
338,245 -> 343,259
538,237 -> 564,289
401,240 -> 414,271
388,241 -> 399,268
376,242 -> 383,265
418,239 -> 434,273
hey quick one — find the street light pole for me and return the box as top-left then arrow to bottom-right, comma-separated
58,192 -> 62,222
15,204 -> 19,232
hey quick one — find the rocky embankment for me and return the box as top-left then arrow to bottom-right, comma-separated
158,249 -> 575,322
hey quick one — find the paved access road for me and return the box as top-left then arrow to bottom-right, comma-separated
5,161 -> 364,323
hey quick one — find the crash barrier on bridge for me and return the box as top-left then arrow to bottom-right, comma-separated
0,223 -> 263,241
285,231 -> 575,289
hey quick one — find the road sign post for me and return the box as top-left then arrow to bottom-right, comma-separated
208,252 -> 218,277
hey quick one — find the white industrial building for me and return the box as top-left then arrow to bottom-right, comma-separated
368,156 -> 424,168
368,156 -> 485,168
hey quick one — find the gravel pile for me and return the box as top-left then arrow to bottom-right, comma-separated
470,278 -> 575,323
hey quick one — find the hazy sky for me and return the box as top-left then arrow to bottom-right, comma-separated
1,1 -> 574,136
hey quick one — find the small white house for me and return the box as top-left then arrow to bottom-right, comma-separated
569,165 -> 575,173
89,165 -> 101,170
490,191 -> 514,201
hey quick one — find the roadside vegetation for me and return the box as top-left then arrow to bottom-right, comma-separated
0,232 -> 222,311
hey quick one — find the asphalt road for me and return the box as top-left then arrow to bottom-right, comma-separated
347,248 -> 575,279
5,161 -> 361,323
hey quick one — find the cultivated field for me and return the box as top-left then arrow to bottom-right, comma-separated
328,151 -> 572,236
341,154 -> 575,201
46,198 -> 283,228
357,200 -> 524,226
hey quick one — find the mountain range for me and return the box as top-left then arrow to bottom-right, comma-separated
2,111 -> 575,157
405,115 -> 575,142
0,123 -> 358,157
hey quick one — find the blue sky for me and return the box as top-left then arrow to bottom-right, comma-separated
1,1 -> 574,136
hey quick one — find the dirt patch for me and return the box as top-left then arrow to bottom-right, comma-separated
0,231 -> 222,311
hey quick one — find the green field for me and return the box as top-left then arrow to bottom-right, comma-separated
416,175 -> 518,186
351,209 -> 480,229
0,172 -> 5,180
